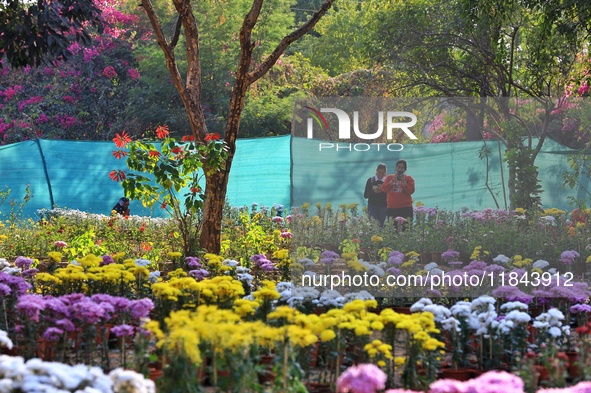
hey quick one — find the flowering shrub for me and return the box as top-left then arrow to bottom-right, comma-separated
0,354 -> 154,393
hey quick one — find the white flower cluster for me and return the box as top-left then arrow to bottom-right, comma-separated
274,283 -> 374,310
493,254 -> 510,264
236,266 -> 254,286
358,260 -> 386,277
411,296 -> 532,337
0,355 -> 154,393
36,208 -> 172,228
533,308 -> 570,338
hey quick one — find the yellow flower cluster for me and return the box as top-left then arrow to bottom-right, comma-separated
251,280 -> 280,303
33,258 -> 143,296
145,304 -> 321,364
470,246 -> 489,260
512,255 -> 533,268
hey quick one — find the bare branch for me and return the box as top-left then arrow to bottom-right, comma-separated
247,0 -> 336,84
171,14 -> 183,48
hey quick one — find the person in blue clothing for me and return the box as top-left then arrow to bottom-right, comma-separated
363,163 -> 388,226
112,197 -> 130,216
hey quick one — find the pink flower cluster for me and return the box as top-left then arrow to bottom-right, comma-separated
103,66 -> 118,79
17,96 -> 43,111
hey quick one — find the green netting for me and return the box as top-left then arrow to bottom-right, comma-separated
1,135 -> 588,220
291,137 -> 590,212
0,136 -> 291,219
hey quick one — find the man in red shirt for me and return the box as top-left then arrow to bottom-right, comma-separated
381,159 -> 415,229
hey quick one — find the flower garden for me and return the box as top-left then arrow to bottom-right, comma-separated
1,203 -> 591,393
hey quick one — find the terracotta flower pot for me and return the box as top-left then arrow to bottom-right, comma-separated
566,351 -> 580,378
440,368 -> 473,381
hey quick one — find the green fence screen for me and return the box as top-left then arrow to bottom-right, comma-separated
0,136 -> 588,219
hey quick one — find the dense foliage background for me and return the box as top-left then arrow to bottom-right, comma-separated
1,0 -> 591,146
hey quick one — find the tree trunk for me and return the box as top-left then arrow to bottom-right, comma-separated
200,164 -> 231,254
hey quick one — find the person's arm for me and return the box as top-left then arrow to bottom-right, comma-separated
364,178 -> 373,199
402,176 -> 415,195
381,175 -> 393,192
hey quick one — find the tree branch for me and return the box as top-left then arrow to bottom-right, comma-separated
171,14 -> 183,48
247,0 -> 336,84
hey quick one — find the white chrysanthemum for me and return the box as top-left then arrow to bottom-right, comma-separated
546,308 -> 565,321
410,298 -> 433,313
110,368 -> 156,393
500,301 -> 528,312
344,290 -> 374,302
493,254 -> 510,264
361,261 -> 385,277
1,267 -> 21,275
134,258 -> 151,267
539,216 -> 556,225
548,268 -> 557,274
423,304 -> 451,321
297,258 -> 315,267
0,330 -> 13,350
441,317 -> 461,332
424,262 -> 439,271
236,266 -> 250,274
237,273 -> 254,286
276,282 -> 293,293
504,310 -> 531,324
450,301 -> 472,318
562,325 -> 571,336
532,260 -> 549,269
147,271 -> 160,283
222,259 -> 239,267
0,259 -> 10,268
471,296 -> 496,310
533,321 -> 549,329
430,268 -> 444,276
548,326 -> 562,337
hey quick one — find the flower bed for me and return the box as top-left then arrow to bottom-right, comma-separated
0,205 -> 590,391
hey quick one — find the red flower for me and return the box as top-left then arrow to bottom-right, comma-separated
204,133 -> 221,142
576,326 -> 589,335
171,146 -> 184,155
109,170 -> 127,182
161,202 -> 168,209
112,150 -> 128,159
113,131 -> 132,148
182,135 -> 195,142
190,187 -> 201,194
148,150 -> 161,157
156,125 -> 169,139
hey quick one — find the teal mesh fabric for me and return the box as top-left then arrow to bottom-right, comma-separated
0,136 -> 588,219
290,137 -> 590,212
0,136 -> 291,219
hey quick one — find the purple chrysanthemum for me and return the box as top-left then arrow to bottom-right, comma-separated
43,327 -> 64,341
189,269 -> 209,280
336,364 -> 386,393
442,250 -> 460,263
15,256 -> 34,270
560,250 -> 580,265
111,324 -> 135,337
128,298 -> 154,320
387,251 -> 405,266
17,294 -> 46,322
185,256 -> 202,269
101,255 -> 115,266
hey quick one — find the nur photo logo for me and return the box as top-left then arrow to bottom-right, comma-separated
298,102 -> 418,152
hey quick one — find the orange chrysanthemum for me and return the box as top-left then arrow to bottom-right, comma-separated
148,150 -> 161,157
